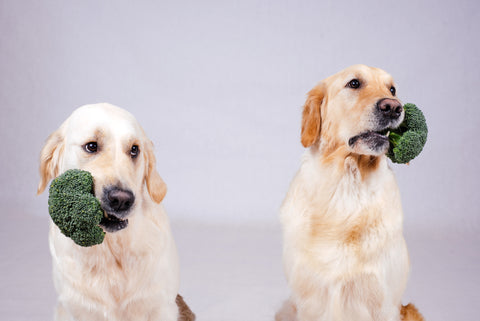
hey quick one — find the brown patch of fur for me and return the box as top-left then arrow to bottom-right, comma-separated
344,224 -> 362,245
176,294 -> 195,321
400,304 -> 425,321
343,154 -> 380,184
344,154 -> 382,180
301,84 -> 325,147
310,206 -> 382,250
344,210 -> 381,247
355,155 -> 381,177
320,143 -> 346,166
319,143 -> 381,181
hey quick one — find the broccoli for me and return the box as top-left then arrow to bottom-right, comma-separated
48,169 -> 105,247
387,103 -> 428,164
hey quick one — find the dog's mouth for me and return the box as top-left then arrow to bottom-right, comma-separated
99,212 -> 129,233
348,128 -> 391,154
349,128 -> 390,144
98,186 -> 135,233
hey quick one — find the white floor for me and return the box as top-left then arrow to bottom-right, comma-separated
1,210 -> 479,321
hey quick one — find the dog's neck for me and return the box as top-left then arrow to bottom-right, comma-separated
297,143 -> 397,233
312,142 -> 385,181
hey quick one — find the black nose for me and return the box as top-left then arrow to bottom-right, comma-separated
107,188 -> 135,212
377,98 -> 403,119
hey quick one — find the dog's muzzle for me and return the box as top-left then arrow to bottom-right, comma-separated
99,186 -> 135,233
348,98 -> 404,155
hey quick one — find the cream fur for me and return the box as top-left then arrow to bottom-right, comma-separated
276,65 -> 423,321
38,103 -> 186,321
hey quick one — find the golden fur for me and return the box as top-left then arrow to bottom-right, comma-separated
38,103 -> 194,321
276,65 -> 424,321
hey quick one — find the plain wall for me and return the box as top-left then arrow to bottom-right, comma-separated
1,0 -> 479,230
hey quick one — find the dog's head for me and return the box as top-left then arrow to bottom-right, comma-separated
37,103 -> 166,233
301,64 -> 404,157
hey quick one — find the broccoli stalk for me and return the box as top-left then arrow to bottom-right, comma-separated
48,169 -> 105,247
386,103 -> 428,164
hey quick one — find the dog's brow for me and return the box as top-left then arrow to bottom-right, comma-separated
82,129 -> 105,145
124,137 -> 140,150
349,73 -> 364,82
91,129 -> 105,142
95,129 -> 105,138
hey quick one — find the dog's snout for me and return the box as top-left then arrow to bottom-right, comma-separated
107,188 -> 135,212
377,98 -> 403,119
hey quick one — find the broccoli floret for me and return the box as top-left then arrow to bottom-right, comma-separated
387,103 -> 428,164
48,169 -> 105,247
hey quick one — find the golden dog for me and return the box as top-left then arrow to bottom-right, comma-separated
276,65 -> 424,321
38,103 -> 195,321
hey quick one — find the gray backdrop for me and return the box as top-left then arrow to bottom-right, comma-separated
1,0 -> 479,319
2,0 -> 479,229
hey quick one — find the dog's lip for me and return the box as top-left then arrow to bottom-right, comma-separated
99,212 -> 129,233
348,127 -> 391,147
348,130 -> 390,147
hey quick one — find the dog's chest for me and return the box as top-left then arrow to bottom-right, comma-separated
290,157 -> 404,266
87,244 -> 158,301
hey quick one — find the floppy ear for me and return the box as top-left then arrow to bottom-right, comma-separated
37,130 -> 65,194
144,140 -> 167,204
301,84 -> 326,148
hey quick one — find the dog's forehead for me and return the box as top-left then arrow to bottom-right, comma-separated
342,65 -> 393,83
65,103 -> 141,139
320,65 -> 395,98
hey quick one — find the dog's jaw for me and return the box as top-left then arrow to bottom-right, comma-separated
99,213 -> 129,232
347,106 -> 403,156
348,131 -> 390,156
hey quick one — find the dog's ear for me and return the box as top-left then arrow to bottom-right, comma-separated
37,130 -> 65,194
301,84 -> 325,148
144,140 -> 167,204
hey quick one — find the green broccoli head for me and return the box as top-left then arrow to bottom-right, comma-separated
48,169 -> 105,247
387,103 -> 428,164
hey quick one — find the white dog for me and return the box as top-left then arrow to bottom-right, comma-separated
38,103 -> 194,321
276,65 -> 424,321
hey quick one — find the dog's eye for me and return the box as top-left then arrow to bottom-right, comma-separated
347,79 -> 361,89
130,145 -> 139,158
390,86 -> 396,96
84,142 -> 98,153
